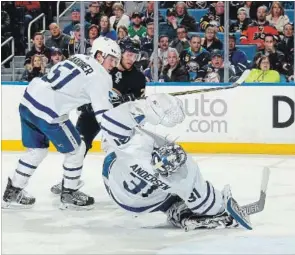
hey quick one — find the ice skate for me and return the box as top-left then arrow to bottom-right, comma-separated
59,183 -> 94,210
51,179 -> 84,195
2,178 -> 35,209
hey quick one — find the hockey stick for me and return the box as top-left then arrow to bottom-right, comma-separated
241,167 -> 270,215
169,69 -> 251,96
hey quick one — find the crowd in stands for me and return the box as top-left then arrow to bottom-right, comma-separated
1,1 -> 294,83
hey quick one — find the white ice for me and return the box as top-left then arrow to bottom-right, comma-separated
2,152 -> 295,254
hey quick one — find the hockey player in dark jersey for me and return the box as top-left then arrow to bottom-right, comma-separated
51,37 -> 146,194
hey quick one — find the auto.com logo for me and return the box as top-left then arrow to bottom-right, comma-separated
182,95 -> 228,133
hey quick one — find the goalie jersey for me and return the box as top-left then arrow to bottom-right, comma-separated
21,54 -> 113,124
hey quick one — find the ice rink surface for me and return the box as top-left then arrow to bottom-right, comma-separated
2,152 -> 295,254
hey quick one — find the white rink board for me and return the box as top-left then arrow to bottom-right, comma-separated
2,85 -> 295,144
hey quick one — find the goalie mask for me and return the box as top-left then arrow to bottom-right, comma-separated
151,143 -> 187,177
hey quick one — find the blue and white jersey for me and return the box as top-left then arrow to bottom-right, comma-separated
21,54 -> 113,124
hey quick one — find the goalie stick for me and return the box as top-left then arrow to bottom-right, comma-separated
240,167 -> 270,215
169,69 -> 251,97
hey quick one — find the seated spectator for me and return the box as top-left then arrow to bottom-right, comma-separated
45,47 -> 65,71
180,35 -> 211,81
245,55 -> 280,82
45,23 -> 70,58
63,8 -> 90,37
68,24 -> 91,57
175,1 -> 197,32
266,2 -> 289,34
201,25 -> 223,52
242,1 -> 270,20
100,15 -> 117,40
85,2 -> 102,25
162,48 -> 189,82
197,49 -> 237,82
159,8 -> 178,41
128,12 -> 147,40
169,25 -> 190,54
277,23 -> 294,66
124,2 -> 147,17
186,1 -> 210,9
258,34 -> 290,75
87,24 -> 100,49
141,1 -> 164,26
144,57 -> 163,82
101,2 -> 114,18
24,32 -> 51,66
240,6 -> 279,51
230,7 -> 252,33
141,22 -> 154,57
21,54 -> 46,82
200,1 -> 225,32
229,34 -> 248,76
110,3 -> 130,32
117,25 -> 128,43
150,35 -> 171,67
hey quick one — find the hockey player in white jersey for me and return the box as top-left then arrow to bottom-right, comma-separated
100,93 -> 251,230
2,37 -> 121,210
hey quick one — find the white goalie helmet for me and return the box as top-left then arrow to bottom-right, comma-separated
90,37 -> 121,60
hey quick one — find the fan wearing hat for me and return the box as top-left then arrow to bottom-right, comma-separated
128,12 -> 147,40
196,49 -> 236,83
159,8 -> 178,41
45,47 -> 65,71
230,7 -> 252,32
63,8 -> 90,36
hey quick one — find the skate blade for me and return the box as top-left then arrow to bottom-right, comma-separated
59,202 -> 94,211
2,201 -> 34,209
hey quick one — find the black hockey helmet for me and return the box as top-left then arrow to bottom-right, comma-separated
119,37 -> 140,54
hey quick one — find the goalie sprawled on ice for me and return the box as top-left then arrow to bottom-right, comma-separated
101,93 -> 252,231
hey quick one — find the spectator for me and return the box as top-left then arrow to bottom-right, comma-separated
100,15 -> 117,40
240,6 -> 279,50
1,9 -> 11,68
186,1 -> 210,9
175,1 -> 197,32
201,25 -> 223,52
117,25 -> 128,43
87,24 -> 100,46
150,35 -> 171,68
169,25 -> 190,54
159,8 -> 178,41
63,8 -> 90,36
229,34 -> 248,76
85,2 -> 102,25
144,57 -> 163,82
67,24 -> 91,57
141,22 -> 154,57
110,3 -> 130,32
24,32 -> 51,66
1,9 -> 11,34
128,12 -> 147,40
200,1 -> 225,32
245,55 -> 280,82
242,1 -> 271,20
45,47 -> 65,71
45,23 -> 70,58
277,23 -> 294,65
229,1 -> 245,20
142,1 -> 164,26
266,2 -> 290,33
124,2 -> 147,17
21,54 -> 46,82
162,48 -> 189,82
197,49 -> 237,83
259,34 -> 290,75
180,35 -> 211,81
101,1 -> 114,18
230,7 -> 252,33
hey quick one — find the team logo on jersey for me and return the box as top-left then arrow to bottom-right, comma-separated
115,71 -> 123,84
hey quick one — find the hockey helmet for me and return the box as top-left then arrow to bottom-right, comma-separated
90,37 -> 121,60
